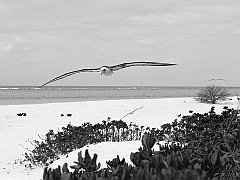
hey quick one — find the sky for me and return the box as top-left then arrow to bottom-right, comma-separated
0,0 -> 239,87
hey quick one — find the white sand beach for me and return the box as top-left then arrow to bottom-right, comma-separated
0,97 -> 239,180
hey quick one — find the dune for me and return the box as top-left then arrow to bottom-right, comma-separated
0,97 -> 239,180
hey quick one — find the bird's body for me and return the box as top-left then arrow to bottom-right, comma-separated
39,61 -> 176,87
100,66 -> 114,76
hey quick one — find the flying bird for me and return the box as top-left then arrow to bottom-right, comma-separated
39,61 -> 177,88
208,78 -> 226,81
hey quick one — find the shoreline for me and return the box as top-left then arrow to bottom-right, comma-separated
1,93 -> 238,106
0,96 -> 239,179
0,96 -> 197,106
1,85 -> 240,106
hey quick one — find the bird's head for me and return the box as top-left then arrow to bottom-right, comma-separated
100,66 -> 113,76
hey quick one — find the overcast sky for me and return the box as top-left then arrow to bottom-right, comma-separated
0,0 -> 239,87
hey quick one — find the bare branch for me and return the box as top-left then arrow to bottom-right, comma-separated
119,106 -> 143,121
19,144 -> 32,152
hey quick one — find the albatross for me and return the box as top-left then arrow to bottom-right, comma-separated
39,61 -> 177,88
208,78 -> 226,81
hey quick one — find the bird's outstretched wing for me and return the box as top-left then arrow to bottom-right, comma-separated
39,68 -> 100,88
110,61 -> 177,71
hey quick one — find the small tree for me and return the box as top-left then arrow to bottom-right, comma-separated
195,85 -> 230,104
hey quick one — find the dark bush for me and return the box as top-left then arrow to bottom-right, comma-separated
195,85 -> 230,104
164,106 -> 240,179
25,119 -> 162,165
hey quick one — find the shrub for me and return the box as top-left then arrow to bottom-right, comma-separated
43,135 -> 211,180
195,85 -> 230,104
25,119 -> 162,165
42,106 -> 240,180
165,106 -> 240,179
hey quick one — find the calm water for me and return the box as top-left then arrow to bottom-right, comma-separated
0,86 -> 240,105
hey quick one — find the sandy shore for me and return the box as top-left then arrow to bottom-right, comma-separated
0,97 -> 239,179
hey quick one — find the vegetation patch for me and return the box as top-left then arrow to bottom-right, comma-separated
24,119 -> 163,165
195,85 -> 230,104
24,103 -> 240,179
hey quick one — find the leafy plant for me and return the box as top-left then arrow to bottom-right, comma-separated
25,119 -> 160,165
43,134 -> 211,180
164,106 -> 240,179
195,85 -> 230,104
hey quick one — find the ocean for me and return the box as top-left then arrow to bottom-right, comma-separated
0,86 -> 240,105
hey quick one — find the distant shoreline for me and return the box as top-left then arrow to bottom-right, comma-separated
1,85 -> 240,89
1,86 -> 240,105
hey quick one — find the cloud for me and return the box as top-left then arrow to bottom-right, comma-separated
129,12 -> 202,25
0,4 -> 6,10
128,2 -> 240,26
0,36 -> 25,55
1,43 -> 14,52
0,33 -> 59,56
29,33 -> 59,41
136,39 -> 158,44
